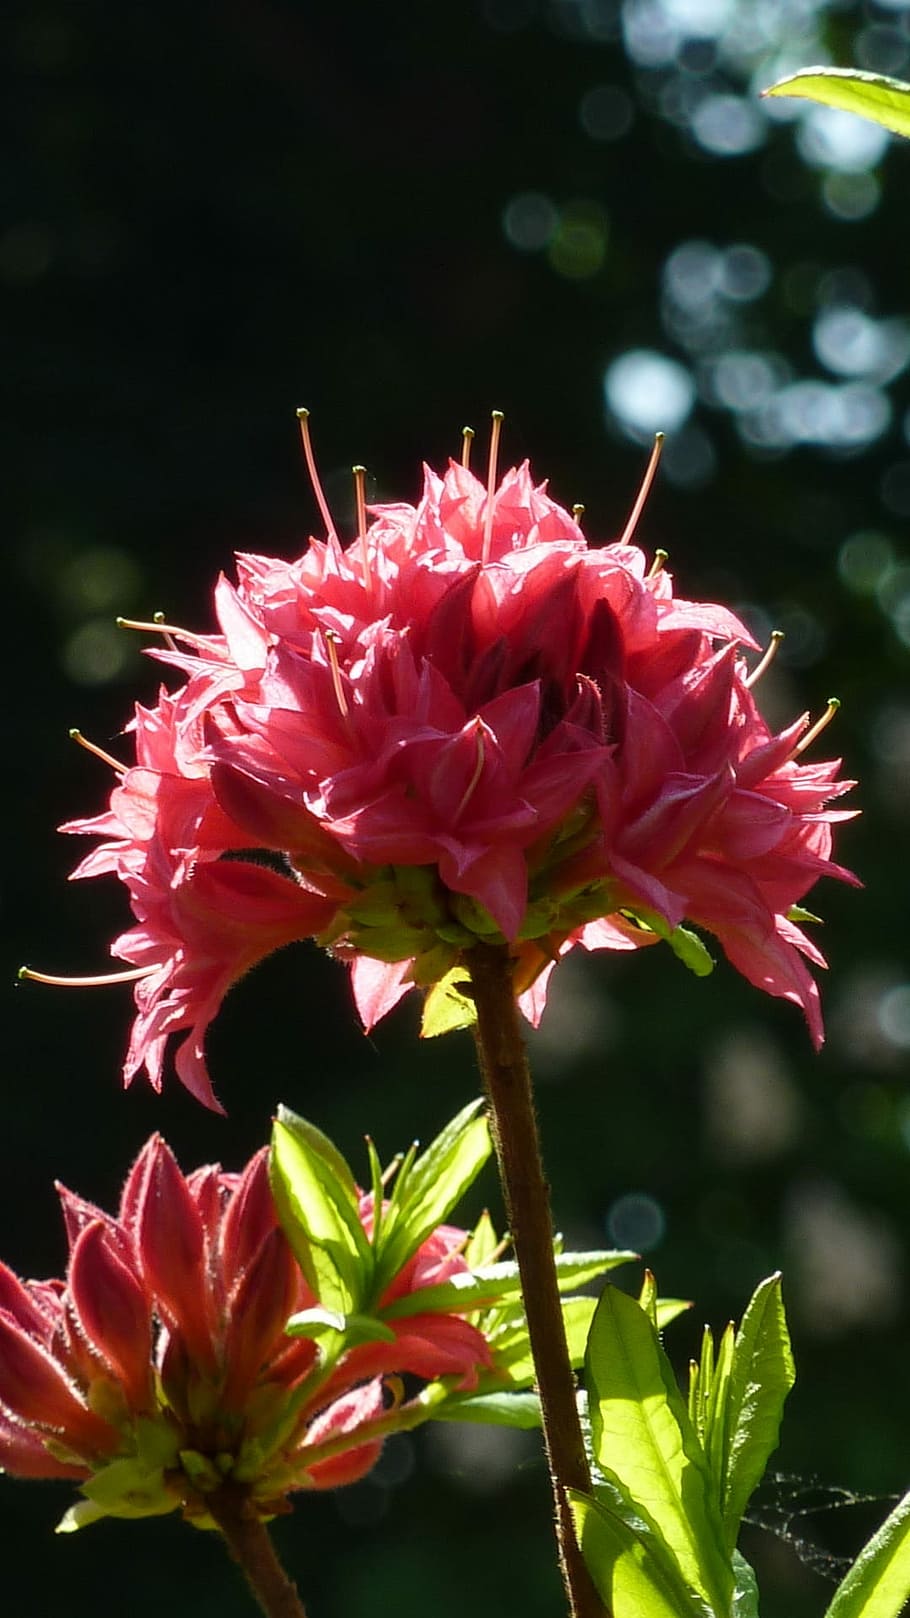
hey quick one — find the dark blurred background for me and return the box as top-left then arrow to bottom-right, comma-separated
3,1 -> 909,1613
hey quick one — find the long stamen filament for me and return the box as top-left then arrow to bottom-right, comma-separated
322,630 -> 350,719
794,698 -> 840,756
461,426 -> 475,469
745,629 -> 785,689
647,548 -> 669,580
69,728 -> 128,775
116,616 -> 211,650
352,465 -> 373,595
620,431 -> 665,548
572,503 -> 585,528
453,725 -> 486,822
296,407 -> 340,547
18,964 -> 157,988
481,410 -> 504,565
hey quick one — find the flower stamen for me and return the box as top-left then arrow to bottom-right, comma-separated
322,630 -> 350,719
115,616 -> 211,650
794,698 -> 840,756
18,964 -> 157,988
68,728 -> 128,775
647,548 -> 669,580
152,609 -> 178,653
453,724 -> 486,822
482,410 -> 504,564
745,629 -> 785,689
572,504 -> 585,528
620,431 -> 665,548
352,464 -> 373,596
461,426 -> 475,469
296,407 -> 340,548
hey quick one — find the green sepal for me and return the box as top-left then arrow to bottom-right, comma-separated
570,1490 -> 712,1618
373,1098 -> 490,1290
787,905 -> 822,926
763,68 -> 910,140
721,1274 -> 794,1549
585,1285 -> 734,1616
824,1489 -> 910,1618
70,1455 -> 179,1525
421,968 -> 477,1036
667,924 -> 715,978
270,1107 -> 373,1316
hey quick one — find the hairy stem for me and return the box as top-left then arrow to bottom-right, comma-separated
465,941 -> 605,1618
208,1483 -> 308,1618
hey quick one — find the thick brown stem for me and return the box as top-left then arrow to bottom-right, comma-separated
465,942 -> 606,1618
208,1483 -> 308,1618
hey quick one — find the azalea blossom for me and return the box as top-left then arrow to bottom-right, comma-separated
0,1134 -> 497,1528
28,421 -> 856,1106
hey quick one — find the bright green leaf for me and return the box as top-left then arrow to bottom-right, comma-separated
585,1286 -> 733,1615
705,1323 -> 735,1520
270,1109 -> 372,1315
570,1491 -> 711,1618
656,1297 -> 692,1331
376,1099 -> 491,1286
763,68 -> 910,139
285,1306 -> 396,1347
732,1551 -> 761,1618
723,1274 -> 795,1548
433,1390 -> 542,1429
463,1209 -> 499,1268
421,967 -> 477,1036
639,1271 -> 659,1327
825,1491 -> 910,1618
380,1249 -> 635,1321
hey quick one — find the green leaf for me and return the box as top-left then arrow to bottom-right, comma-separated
639,1271 -> 659,1327
763,68 -> 910,140
375,1099 -> 491,1287
570,1491 -> 711,1618
433,1390 -> 542,1429
285,1306 -> 397,1347
463,1209 -> 499,1268
656,1297 -> 692,1331
732,1551 -> 761,1618
722,1274 -> 795,1548
421,967 -> 477,1036
379,1249 -> 636,1321
585,1285 -> 733,1615
705,1324 -> 735,1521
825,1491 -> 910,1618
270,1108 -> 372,1316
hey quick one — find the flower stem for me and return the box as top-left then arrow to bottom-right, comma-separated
208,1483 -> 308,1618
465,941 -> 606,1618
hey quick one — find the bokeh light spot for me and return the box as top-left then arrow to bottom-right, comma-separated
607,1192 -> 666,1252
604,349 -> 695,441
502,191 -> 558,252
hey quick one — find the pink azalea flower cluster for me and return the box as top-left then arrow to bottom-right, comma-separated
0,1136 -> 494,1525
57,450 -> 856,1109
